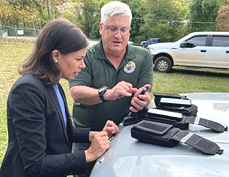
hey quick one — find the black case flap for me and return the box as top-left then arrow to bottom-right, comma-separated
131,121 -> 180,147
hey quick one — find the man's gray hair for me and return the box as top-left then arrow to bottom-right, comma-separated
101,1 -> 132,23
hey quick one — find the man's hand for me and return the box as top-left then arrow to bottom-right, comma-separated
104,81 -> 137,101
129,84 -> 151,112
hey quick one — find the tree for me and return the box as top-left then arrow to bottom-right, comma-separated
128,0 -> 145,42
70,0 -> 110,38
139,0 -> 189,42
219,0 -> 229,5
0,0 -> 43,24
0,0 -> 15,25
216,3 -> 229,31
187,0 -> 221,32
0,0 -> 68,30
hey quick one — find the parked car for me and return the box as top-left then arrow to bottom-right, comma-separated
90,93 -> 229,177
148,32 -> 229,72
128,41 -> 143,47
141,38 -> 161,48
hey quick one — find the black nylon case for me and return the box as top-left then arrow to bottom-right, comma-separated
131,121 -> 180,147
153,93 -> 198,116
145,113 -> 189,130
155,104 -> 198,116
124,109 -> 189,130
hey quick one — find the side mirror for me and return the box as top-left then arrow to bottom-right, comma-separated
180,42 -> 195,48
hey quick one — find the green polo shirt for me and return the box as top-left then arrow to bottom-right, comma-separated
69,40 -> 153,131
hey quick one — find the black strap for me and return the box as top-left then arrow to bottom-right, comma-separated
172,130 -> 224,155
123,110 -> 147,126
183,116 -> 228,133
123,116 -> 142,126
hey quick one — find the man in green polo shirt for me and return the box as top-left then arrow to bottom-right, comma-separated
69,40 -> 153,130
69,1 -> 153,176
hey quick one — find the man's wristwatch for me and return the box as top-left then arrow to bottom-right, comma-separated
98,86 -> 108,102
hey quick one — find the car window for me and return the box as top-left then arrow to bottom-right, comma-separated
186,36 -> 207,46
212,36 -> 229,47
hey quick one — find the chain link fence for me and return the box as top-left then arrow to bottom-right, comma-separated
0,25 -> 39,38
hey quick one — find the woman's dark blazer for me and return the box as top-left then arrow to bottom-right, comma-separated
0,74 -> 91,177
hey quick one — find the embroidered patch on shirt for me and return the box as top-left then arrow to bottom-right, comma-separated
124,61 -> 136,73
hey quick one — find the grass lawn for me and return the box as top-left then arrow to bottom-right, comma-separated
1,38 -> 229,168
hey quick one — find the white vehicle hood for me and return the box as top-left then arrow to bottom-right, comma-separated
148,42 -> 174,49
90,93 -> 229,177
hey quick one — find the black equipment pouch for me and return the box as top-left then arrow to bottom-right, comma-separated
146,108 -> 189,130
153,92 -> 187,105
131,120 -> 224,155
153,93 -> 198,116
146,108 -> 228,132
123,108 -> 228,132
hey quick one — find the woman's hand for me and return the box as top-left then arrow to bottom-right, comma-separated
85,131 -> 110,162
85,120 -> 119,162
103,120 -> 119,138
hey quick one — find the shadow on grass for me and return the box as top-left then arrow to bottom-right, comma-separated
169,67 -> 229,78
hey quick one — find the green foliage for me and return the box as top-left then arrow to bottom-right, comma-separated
219,0 -> 229,5
76,0 -> 97,36
0,0 -> 228,41
216,4 -> 229,31
73,0 -> 112,38
0,0 -> 43,24
138,0 -> 189,42
188,0 -> 221,32
0,0 -> 68,30
90,19 -> 101,39
126,0 -> 145,42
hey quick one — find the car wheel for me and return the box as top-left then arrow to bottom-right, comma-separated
154,56 -> 172,72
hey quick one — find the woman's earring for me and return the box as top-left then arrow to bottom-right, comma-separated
54,60 -> 58,63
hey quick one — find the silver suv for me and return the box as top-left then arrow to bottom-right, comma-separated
148,32 -> 229,72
